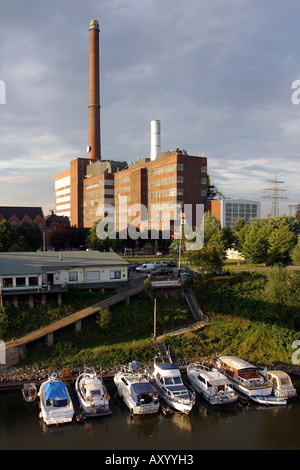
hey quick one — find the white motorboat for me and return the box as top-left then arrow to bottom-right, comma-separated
259,369 -> 297,400
75,372 -> 111,418
250,395 -> 287,406
38,374 -> 74,425
187,363 -> 238,405
214,356 -> 273,398
149,359 -> 195,414
114,362 -> 160,415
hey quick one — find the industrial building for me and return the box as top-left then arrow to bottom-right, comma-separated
208,198 -> 261,228
55,20 -> 208,237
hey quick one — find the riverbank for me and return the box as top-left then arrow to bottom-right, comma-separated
1,355 -> 300,391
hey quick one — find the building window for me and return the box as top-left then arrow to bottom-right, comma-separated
69,271 -> 78,282
86,271 -> 100,281
2,278 -> 13,288
16,277 -> 26,287
110,270 -> 121,280
177,163 -> 184,171
29,277 -> 39,286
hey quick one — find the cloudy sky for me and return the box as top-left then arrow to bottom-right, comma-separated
0,0 -> 299,218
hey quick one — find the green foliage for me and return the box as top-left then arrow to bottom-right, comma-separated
188,269 -> 300,330
234,216 -> 299,266
0,220 -> 18,251
49,225 -> 87,251
0,220 -> 43,252
292,236 -> 300,266
0,288 -> 113,340
242,223 -> 272,264
266,223 -> 295,266
96,308 -> 112,331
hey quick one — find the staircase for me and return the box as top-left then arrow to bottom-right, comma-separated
184,286 -> 208,321
156,342 -> 172,363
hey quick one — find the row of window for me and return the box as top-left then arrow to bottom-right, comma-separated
69,270 -> 122,281
85,180 -> 114,190
1,270 -> 123,287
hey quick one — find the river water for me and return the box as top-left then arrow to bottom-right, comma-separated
0,377 -> 300,454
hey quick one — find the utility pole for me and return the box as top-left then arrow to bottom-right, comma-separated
153,297 -> 157,340
262,173 -> 288,217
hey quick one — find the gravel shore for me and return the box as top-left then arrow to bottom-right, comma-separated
1,357 -> 300,385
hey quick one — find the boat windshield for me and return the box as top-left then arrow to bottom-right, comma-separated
164,377 -> 182,385
51,398 -> 68,407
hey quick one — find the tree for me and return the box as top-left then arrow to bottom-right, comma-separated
242,223 -> 272,264
49,225 -> 86,251
96,308 -> 112,332
264,268 -> 300,309
220,226 -> 235,250
0,220 -> 18,251
86,221 -> 113,251
266,223 -> 295,266
292,236 -> 300,266
17,222 -> 42,251
187,232 -> 226,272
203,211 -> 221,243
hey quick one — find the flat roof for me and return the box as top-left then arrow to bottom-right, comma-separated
0,251 -> 128,276
219,356 -> 256,370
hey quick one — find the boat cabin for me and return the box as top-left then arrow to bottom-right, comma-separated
44,381 -> 69,408
264,370 -> 297,397
198,371 -> 229,394
154,363 -> 190,399
217,356 -> 264,386
130,382 -> 158,405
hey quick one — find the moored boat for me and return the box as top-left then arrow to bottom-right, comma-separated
75,371 -> 111,418
214,356 -> 273,398
148,358 -> 195,414
22,383 -> 37,403
259,369 -> 297,400
187,363 -> 238,405
114,362 -> 160,415
38,374 -> 74,425
250,395 -> 287,406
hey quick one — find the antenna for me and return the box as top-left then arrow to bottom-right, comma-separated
261,173 -> 289,217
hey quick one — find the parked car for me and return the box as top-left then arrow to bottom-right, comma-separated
150,267 -> 173,276
136,263 -> 156,273
178,267 -> 197,277
167,261 -> 176,267
212,270 -> 227,276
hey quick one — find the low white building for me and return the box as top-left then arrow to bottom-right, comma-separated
0,251 -> 128,292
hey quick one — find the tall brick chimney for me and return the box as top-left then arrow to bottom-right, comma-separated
88,19 -> 101,161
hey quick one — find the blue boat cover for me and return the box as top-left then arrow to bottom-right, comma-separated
131,382 -> 157,395
156,363 -> 178,370
44,381 -> 68,400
